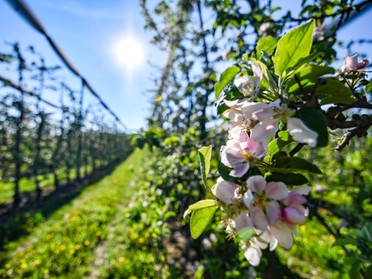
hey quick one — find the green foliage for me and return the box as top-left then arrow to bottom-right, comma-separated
256,36 -> 277,55
130,126 -> 165,149
184,199 -> 216,217
0,42 -> 131,207
267,137 -> 290,157
215,65 -> 240,99
271,156 -> 322,174
190,206 -> 218,239
198,145 -> 213,188
273,20 -> 314,78
286,64 -> 335,94
265,172 -> 309,186
316,77 -> 353,97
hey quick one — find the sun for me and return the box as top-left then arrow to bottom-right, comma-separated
112,34 -> 146,74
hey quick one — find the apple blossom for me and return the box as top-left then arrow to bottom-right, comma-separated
234,62 -> 263,97
211,177 -> 241,204
234,210 -> 253,232
244,176 -> 289,230
220,129 -> 266,177
241,238 -> 266,266
267,221 -> 295,249
209,174 -> 311,266
340,54 -> 369,73
247,103 -> 318,147
223,99 -> 318,147
281,186 -> 311,225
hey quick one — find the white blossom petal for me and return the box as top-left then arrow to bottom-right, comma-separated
222,108 -> 245,125
266,200 -> 281,225
243,245 -> 262,266
269,222 -> 293,249
247,176 -> 266,194
344,54 -> 359,71
211,178 -> 239,204
260,230 -> 278,251
251,119 -> 278,142
291,186 -> 312,195
220,143 -> 243,168
243,190 -> 254,208
240,102 -> 273,120
251,206 -> 269,230
234,75 -> 255,96
228,126 -> 244,140
235,211 -> 253,232
245,137 -> 267,159
266,182 -> 289,200
287,117 -> 318,147
251,236 -> 269,250
224,99 -> 246,108
252,61 -> 263,91
230,164 -> 249,177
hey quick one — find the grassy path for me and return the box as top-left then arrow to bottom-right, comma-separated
0,149 -> 144,279
84,190 -> 133,279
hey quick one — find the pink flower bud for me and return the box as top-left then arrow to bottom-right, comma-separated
357,58 -> 369,70
344,55 -> 359,71
281,207 -> 306,224
283,193 -> 307,207
341,54 -> 369,73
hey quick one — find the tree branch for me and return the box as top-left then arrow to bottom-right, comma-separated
334,114 -> 372,151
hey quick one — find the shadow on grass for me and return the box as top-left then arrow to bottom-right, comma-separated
0,153 -> 133,251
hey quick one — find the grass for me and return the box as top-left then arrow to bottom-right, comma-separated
0,148 -> 144,279
0,164 -> 98,205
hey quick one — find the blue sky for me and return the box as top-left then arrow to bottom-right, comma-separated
0,0 -> 162,131
0,0 -> 371,131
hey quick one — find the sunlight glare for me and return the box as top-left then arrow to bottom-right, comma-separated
112,35 -> 146,75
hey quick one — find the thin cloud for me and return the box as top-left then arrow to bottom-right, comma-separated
35,0 -> 122,20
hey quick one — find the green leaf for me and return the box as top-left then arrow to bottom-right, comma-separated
286,52 -> 320,77
184,199 -> 216,218
198,145 -> 212,188
319,95 -> 356,105
332,237 -> 357,246
273,156 -> 322,174
215,65 -> 240,99
273,20 -> 314,78
237,227 -> 255,241
216,85 -> 244,115
365,79 -> 372,93
302,64 -> 335,80
294,108 -> 328,147
256,35 -> 277,55
316,78 -> 352,97
268,138 -> 289,157
348,262 -> 361,279
266,172 -> 309,185
164,211 -> 177,220
278,131 -> 291,141
365,264 -> 372,279
194,266 -> 205,279
218,160 -> 239,183
164,135 -> 180,146
190,206 -> 218,239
